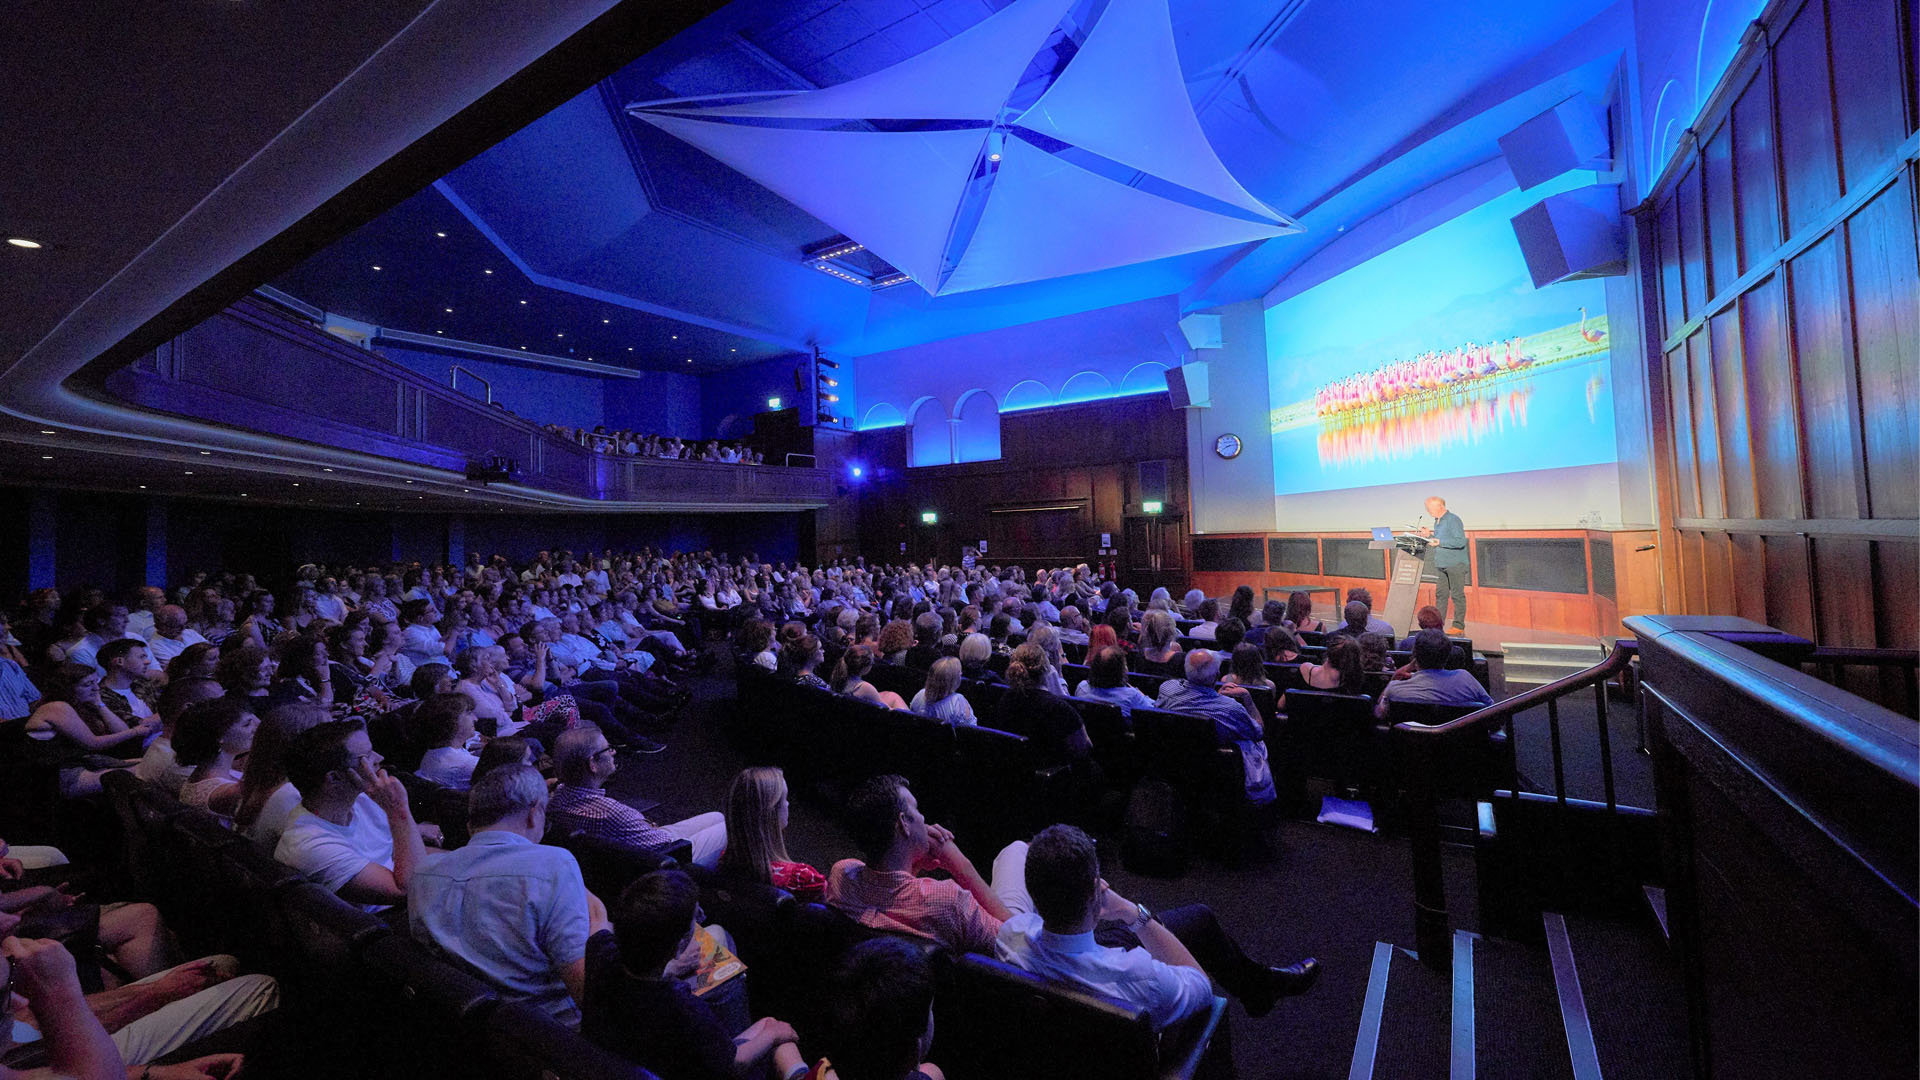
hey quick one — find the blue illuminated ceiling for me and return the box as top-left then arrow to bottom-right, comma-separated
269,0 -> 1626,368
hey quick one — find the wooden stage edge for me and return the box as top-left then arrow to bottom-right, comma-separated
1188,527 -> 1660,644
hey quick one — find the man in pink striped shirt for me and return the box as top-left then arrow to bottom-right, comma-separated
824,775 -> 1030,955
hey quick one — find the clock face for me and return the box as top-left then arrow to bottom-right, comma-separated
1214,433 -> 1243,459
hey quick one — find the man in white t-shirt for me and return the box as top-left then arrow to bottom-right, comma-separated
274,720 -> 433,911
396,599 -> 449,672
143,605 -> 208,669
123,586 -> 167,640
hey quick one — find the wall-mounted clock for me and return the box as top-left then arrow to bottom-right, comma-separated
1214,432 -> 1243,459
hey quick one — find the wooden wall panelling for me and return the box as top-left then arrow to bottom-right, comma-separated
1871,539 -> 1920,649
1704,117 -> 1741,294
1827,0 -> 1910,189
1787,233 -> 1869,518
1612,530 -> 1664,619
1761,533 -> 1818,638
1679,162 -> 1711,319
1701,530 -> 1738,614
1737,273 -> 1807,518
1729,533 -> 1771,623
1688,331 -> 1726,517
1657,193 -> 1687,336
1843,173 -> 1920,520
1710,309 -> 1757,518
1810,536 -> 1878,646
1668,344 -> 1702,517
1773,0 -> 1842,236
1733,65 -> 1783,275
1681,530 -> 1708,613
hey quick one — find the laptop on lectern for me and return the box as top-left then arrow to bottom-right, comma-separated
1368,526 -> 1394,548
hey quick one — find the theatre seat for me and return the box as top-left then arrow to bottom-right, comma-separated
486,1000 -> 661,1080
866,661 -> 927,700
1275,689 -> 1383,807
550,830 -> 688,901
936,951 -> 1227,1080
357,932 -> 502,1078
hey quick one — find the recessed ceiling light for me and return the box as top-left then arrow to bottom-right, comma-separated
686,358 -> 692,363
444,307 -> 453,313
435,231 -> 447,238
463,488 -> 471,493
199,450 -> 211,455
292,483 -> 301,487
323,468 -> 334,472
671,335 -> 677,340
730,348 -> 737,353
371,265 -> 382,271
8,237 -> 44,249
556,332 -> 564,338
519,300 -> 527,305
138,485 -> 146,489
520,346 -> 528,350
404,479 -> 413,483
240,493 -> 248,497
435,330 -> 444,334
39,455 -> 52,460
417,496 -> 424,500
483,269 -> 493,275
628,347 -> 634,351
602,319 -> 609,324
183,470 -> 194,475
38,429 -> 55,434
989,152 -> 1002,162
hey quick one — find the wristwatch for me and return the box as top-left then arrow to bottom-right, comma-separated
1129,901 -> 1157,931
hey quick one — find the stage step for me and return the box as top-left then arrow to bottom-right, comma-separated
1499,642 -> 1609,688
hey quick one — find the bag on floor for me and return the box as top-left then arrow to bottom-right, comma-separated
1120,778 -> 1188,877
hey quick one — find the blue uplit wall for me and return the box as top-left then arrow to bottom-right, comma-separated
702,353 -> 818,440
853,294 -> 1180,437
1632,0 -> 1769,195
381,345 -> 701,437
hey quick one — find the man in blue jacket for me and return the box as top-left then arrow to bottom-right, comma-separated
1420,496 -> 1469,634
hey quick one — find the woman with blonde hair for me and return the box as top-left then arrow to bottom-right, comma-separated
1023,623 -> 1069,696
1133,609 -> 1185,678
910,657 -> 976,726
717,766 -> 825,900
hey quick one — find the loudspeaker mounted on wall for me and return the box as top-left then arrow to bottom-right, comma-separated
1510,185 -> 1626,288
1165,362 -> 1210,409
1498,96 -> 1612,190
1177,313 -> 1224,349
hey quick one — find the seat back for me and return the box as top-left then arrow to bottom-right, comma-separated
1278,689 -> 1382,790
959,677 -> 1005,717
552,831 -> 687,901
936,952 -> 1166,1080
1072,700 -> 1137,784
1061,662 -> 1092,693
100,770 -> 175,897
394,770 -> 472,849
951,724 -> 1043,853
357,932 -> 502,1078
486,1000 -> 660,1080
865,662 -> 925,700
1387,701 -> 1511,798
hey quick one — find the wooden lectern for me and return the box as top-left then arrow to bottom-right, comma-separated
1374,530 -> 1430,637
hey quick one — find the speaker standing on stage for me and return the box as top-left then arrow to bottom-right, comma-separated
1418,497 -> 1468,634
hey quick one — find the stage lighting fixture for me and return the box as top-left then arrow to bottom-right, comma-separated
850,466 -> 864,478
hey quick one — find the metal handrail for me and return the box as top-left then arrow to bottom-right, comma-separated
1394,639 -> 1640,970
449,364 -> 492,404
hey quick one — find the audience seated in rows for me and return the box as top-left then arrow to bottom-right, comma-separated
548,725 -> 727,868
1153,650 -> 1275,806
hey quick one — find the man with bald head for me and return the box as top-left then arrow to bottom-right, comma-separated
143,605 -> 207,668
1417,496 -> 1468,633
1151,649 -> 1275,806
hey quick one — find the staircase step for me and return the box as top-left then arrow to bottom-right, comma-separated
1559,912 -> 1692,1080
1544,913 -> 1604,1080
1372,946 -> 1451,1080
1501,643 -> 1610,660
1472,935 -> 1574,1079
1641,884 -> 1668,942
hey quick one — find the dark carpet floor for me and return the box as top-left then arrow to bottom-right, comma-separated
612,652 -> 1491,1080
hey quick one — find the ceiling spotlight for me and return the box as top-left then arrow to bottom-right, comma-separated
730,348 -> 737,353
183,470 -> 194,475
436,330 -> 444,334
686,358 -> 692,364
519,300 -> 528,305
404,479 -> 413,483
39,455 -> 52,460
240,493 -> 248,497
484,269 -> 493,275
7,237 -> 44,249
292,483 -> 301,487
671,335 -> 677,340
435,231 -> 447,238
556,332 -> 564,338
38,429 -> 54,434
444,307 -> 453,313
139,485 -> 146,489
371,265 -> 382,271
988,152 -> 1002,162
323,468 -> 334,472
628,347 -> 634,351
602,319 -> 609,324
199,450 -> 211,455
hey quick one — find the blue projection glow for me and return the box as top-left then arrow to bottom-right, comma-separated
1264,181 -> 1617,497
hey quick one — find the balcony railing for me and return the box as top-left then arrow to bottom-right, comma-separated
101,297 -> 832,510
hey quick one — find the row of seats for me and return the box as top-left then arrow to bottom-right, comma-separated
97,770 -> 657,1080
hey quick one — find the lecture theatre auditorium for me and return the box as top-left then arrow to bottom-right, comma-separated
3,1 -> 1914,1077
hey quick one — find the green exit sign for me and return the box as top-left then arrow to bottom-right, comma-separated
1142,501 -> 1163,514
767,397 -> 782,409
921,511 -> 938,524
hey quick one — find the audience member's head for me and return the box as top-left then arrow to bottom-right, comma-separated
236,702 -> 332,828
1341,601 -> 1371,636
1347,587 -> 1375,610
282,719 -> 369,800
1215,617 -> 1247,654
1024,823 -> 1102,931
611,870 -> 701,975
1003,642 -> 1047,692
408,663 -> 453,701
472,737 -> 536,790
1087,645 -> 1132,690
1141,610 -> 1177,651
876,619 -> 914,658
96,638 -> 149,681
172,697 -> 259,767
1228,585 -> 1257,626
719,766 -> 793,887
957,633 -> 992,668
1324,638 -> 1364,689
553,723 -> 613,787
1285,589 -> 1316,628
156,676 -> 222,728
1263,623 -> 1302,661
737,619 -> 774,659
216,644 -> 273,695
1411,628 -> 1453,671
922,657 -> 962,705
1415,605 -> 1445,632
817,937 -> 938,1080
409,692 -> 476,751
468,763 -> 547,834
911,612 -> 941,645
1358,632 -> 1391,671
1229,642 -> 1268,687
844,773 -> 917,862
1183,648 -> 1222,686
